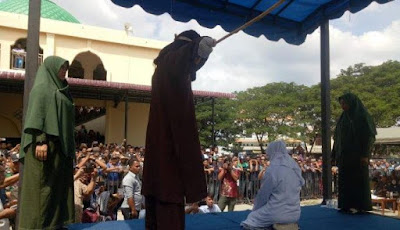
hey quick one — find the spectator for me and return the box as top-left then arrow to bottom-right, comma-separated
218,158 -> 239,212
258,160 -> 270,180
106,154 -> 122,194
0,140 -> 7,158
121,159 -> 143,220
0,165 -> 16,230
5,153 -> 19,201
185,202 -> 199,214
199,195 -> 221,214
74,162 -> 98,223
203,159 -> 214,176
232,157 -> 243,172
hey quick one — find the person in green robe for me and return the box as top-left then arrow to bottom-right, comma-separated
18,56 -> 75,229
332,93 -> 376,214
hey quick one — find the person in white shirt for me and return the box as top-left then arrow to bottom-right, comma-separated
198,195 -> 221,214
241,140 -> 305,230
121,159 -> 142,220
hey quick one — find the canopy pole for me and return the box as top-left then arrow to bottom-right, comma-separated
216,0 -> 286,44
18,1 -> 42,229
320,20 -> 332,205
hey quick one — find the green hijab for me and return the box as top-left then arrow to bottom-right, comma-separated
20,56 -> 75,158
333,93 -> 376,160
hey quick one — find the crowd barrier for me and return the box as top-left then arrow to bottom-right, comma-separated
205,170 -> 339,204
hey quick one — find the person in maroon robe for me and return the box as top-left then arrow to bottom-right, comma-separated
142,30 -> 216,230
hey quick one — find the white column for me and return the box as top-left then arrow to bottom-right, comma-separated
0,42 -> 11,69
45,33 -> 55,58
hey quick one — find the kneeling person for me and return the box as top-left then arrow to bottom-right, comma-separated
241,141 -> 305,230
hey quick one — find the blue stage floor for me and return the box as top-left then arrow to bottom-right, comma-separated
69,205 -> 400,230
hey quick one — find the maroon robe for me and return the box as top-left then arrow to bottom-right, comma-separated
142,38 -> 207,205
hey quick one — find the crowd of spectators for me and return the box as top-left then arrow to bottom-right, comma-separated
369,159 -> 400,197
0,136 -> 400,227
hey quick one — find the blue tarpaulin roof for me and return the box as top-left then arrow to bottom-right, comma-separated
111,0 -> 391,45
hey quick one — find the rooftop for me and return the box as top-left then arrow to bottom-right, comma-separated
0,0 -> 80,23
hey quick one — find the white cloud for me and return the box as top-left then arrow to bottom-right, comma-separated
97,0 -> 118,21
52,0 -> 400,93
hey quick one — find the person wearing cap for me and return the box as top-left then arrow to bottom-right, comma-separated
18,56 -> 75,229
203,148 -> 210,160
143,30 -> 215,230
106,154 -> 122,194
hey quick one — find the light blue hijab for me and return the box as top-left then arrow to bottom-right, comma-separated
267,140 -> 305,186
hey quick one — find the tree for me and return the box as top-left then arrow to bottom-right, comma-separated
236,82 -> 307,153
297,84 -> 322,154
331,61 -> 400,127
194,60 -> 400,156
195,98 -> 239,148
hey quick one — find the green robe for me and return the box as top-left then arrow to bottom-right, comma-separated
332,93 -> 376,211
19,56 -> 75,229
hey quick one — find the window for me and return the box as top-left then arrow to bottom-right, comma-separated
10,38 -> 43,70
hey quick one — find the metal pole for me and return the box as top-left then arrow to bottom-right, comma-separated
211,98 -> 215,146
18,1 -> 42,229
320,20 -> 332,204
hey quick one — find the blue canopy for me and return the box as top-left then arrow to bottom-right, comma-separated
111,0 -> 391,45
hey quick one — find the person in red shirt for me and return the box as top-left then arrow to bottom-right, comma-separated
217,158 -> 239,212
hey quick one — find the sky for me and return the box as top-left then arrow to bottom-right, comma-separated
48,0 -> 400,93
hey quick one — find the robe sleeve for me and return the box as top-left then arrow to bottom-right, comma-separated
357,116 -> 374,158
160,38 -> 204,80
253,168 -> 276,211
35,132 -> 47,143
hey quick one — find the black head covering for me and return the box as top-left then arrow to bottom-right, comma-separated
338,93 -> 377,136
154,30 -> 205,81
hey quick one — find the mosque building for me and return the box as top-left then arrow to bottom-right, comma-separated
0,0 -> 232,146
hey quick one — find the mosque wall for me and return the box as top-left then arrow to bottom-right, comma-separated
0,11 -> 163,143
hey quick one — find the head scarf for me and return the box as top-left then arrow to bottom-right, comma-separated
154,30 -> 205,81
267,140 -> 305,186
20,56 -> 75,158
338,93 -> 376,136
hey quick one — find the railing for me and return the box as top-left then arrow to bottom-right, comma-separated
205,169 -> 336,204
10,50 -> 43,70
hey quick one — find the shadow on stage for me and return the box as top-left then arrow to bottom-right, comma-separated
69,205 -> 400,230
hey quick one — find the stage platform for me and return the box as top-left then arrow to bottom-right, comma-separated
69,205 -> 400,230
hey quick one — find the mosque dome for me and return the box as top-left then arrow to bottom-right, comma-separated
0,0 -> 80,23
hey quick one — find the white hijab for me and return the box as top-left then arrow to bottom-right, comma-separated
267,140 -> 305,186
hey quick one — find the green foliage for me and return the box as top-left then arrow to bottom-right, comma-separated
235,82 -> 308,152
195,98 -> 240,148
195,60 -> 400,153
331,61 -> 400,127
